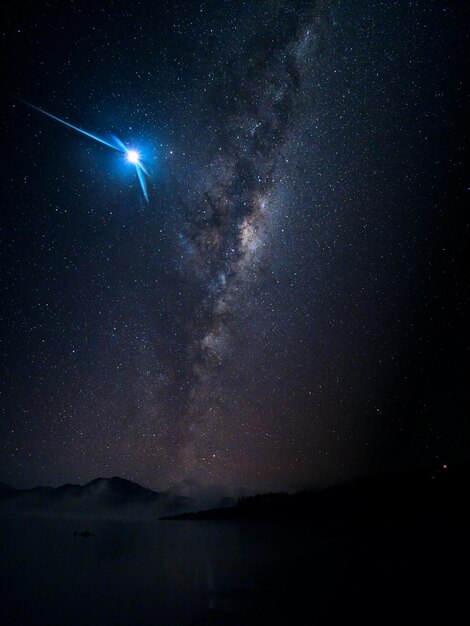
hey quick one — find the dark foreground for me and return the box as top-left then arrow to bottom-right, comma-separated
1,512 -> 467,625
1,466 -> 468,625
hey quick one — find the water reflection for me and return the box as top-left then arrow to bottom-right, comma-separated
0,517 -> 320,626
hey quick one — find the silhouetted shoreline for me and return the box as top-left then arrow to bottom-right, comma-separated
161,463 -> 470,527
1,463 -> 468,625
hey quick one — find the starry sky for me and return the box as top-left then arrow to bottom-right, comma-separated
1,0 -> 467,493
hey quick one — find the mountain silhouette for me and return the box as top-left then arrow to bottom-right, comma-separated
0,481 -> 16,497
0,476 -> 192,518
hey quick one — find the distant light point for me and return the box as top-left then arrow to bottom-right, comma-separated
126,150 -> 140,164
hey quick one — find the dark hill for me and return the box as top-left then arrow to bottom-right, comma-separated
163,462 -> 470,525
0,481 -> 17,497
78,476 -> 160,502
0,477 -> 189,518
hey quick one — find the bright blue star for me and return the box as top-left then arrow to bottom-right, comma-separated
126,150 -> 140,164
21,99 -> 150,202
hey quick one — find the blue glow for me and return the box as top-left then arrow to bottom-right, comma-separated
126,150 -> 140,164
136,160 -> 149,177
24,101 -> 120,152
135,162 -> 148,201
110,134 -> 127,152
22,100 -> 150,202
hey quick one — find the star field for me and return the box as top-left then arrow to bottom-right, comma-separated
1,0 -> 467,492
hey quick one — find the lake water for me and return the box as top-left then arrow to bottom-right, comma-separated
0,516 -> 324,625
2,513 -> 466,624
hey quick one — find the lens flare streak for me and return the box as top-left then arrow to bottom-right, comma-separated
135,162 -> 149,201
22,100 -> 150,201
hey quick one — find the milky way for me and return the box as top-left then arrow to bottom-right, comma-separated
1,0 -> 467,492
175,4 -> 321,481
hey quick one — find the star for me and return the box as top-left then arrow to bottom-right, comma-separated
20,99 -> 150,201
126,150 -> 140,164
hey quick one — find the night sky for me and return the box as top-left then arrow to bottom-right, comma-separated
1,0 -> 467,493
